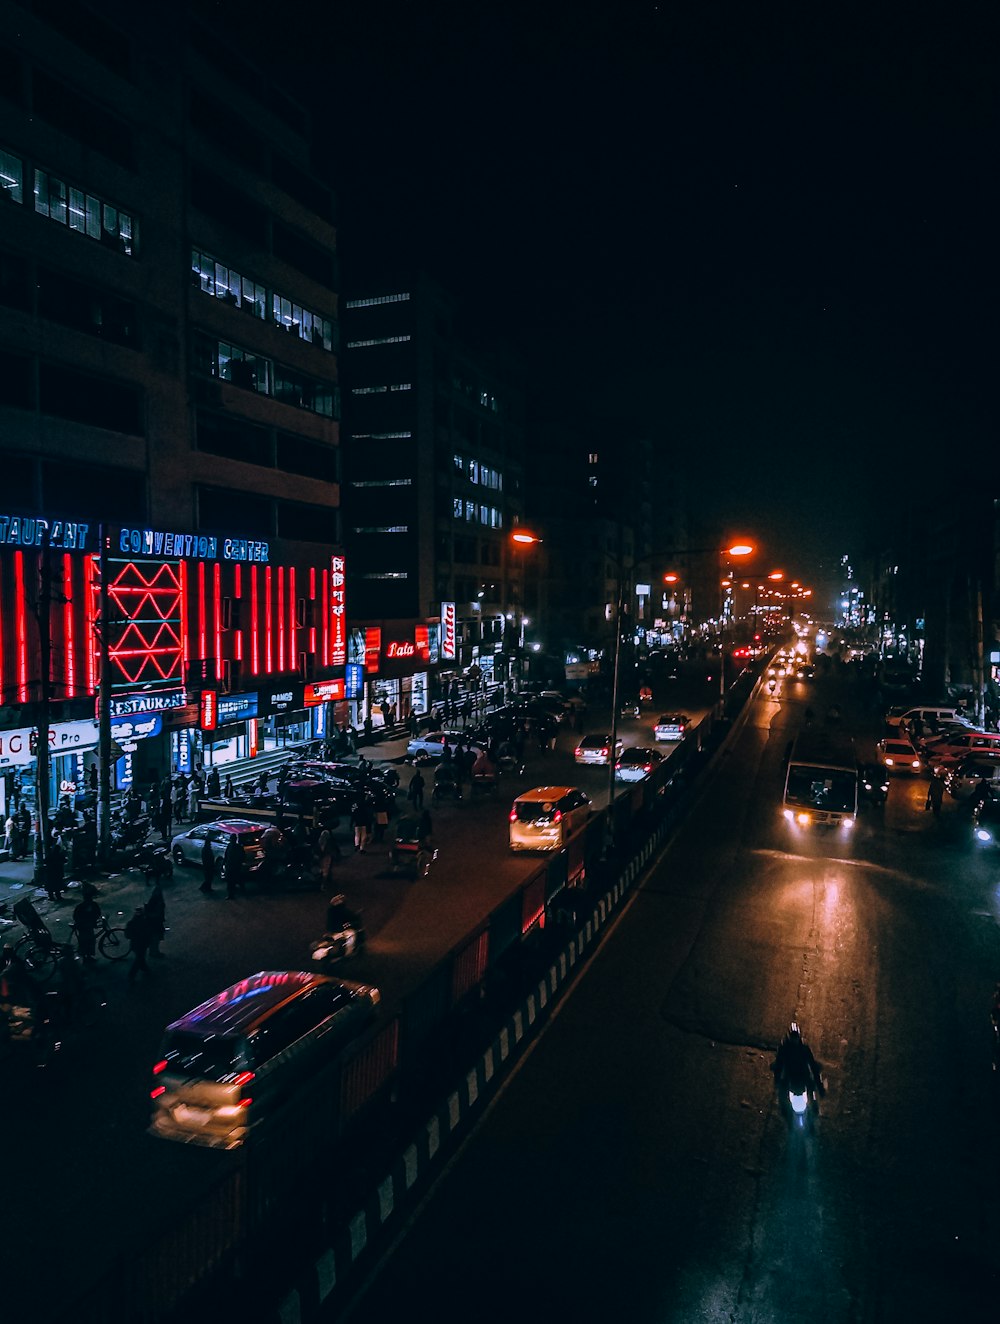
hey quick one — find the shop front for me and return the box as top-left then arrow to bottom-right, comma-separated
197,681 -> 329,766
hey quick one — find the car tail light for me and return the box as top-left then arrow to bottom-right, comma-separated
153,1059 -> 168,1075
509,808 -> 517,822
574,748 -> 582,757
601,747 -> 608,757
553,809 -> 563,823
150,1085 -> 166,1099
644,764 -> 652,773
233,1070 -> 255,1088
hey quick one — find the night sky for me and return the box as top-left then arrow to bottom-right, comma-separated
220,0 -> 997,598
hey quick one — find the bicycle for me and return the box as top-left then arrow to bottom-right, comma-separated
15,914 -> 127,981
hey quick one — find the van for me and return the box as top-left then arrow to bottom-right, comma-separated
508,785 -> 591,851
149,970 -> 380,1149
886,705 -> 963,733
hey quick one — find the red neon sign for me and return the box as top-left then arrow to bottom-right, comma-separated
200,690 -> 218,730
386,640 -> 416,659
331,555 -> 346,667
304,679 -> 345,706
364,627 -> 381,673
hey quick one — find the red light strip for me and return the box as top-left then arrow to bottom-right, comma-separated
63,553 -> 75,697
289,566 -> 296,669
179,560 -> 189,672
278,566 -> 285,673
14,551 -> 28,702
266,566 -> 274,672
251,565 -> 259,675
85,554 -> 97,694
214,563 -> 223,680
265,566 -> 273,673
309,566 -> 316,598
198,561 -> 206,665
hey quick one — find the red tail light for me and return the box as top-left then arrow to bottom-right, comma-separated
233,1070 -> 255,1088
150,1085 -> 166,1099
509,808 -> 518,822
153,1059 -> 168,1075
553,809 -> 563,823
574,747 -> 583,757
601,748 -> 609,757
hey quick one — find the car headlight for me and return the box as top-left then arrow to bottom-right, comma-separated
975,828 -> 993,843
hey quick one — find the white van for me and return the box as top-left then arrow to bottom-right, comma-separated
887,705 -> 964,733
509,785 -> 591,851
149,970 -> 380,1149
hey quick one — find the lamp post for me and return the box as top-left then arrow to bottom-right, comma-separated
508,527 -> 542,695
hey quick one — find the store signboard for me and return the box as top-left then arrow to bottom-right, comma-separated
0,719 -> 100,766
110,716 -> 162,743
345,663 -> 363,699
441,602 -> 456,660
415,625 -> 430,662
216,691 -> 259,725
304,679 -> 346,706
331,554 -> 347,666
260,682 -> 304,716
200,691 -> 218,731
109,689 -> 188,718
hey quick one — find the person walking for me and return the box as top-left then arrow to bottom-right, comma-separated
124,905 -> 153,983
158,795 -> 172,843
223,772 -> 234,799
199,836 -> 216,893
315,823 -> 335,887
206,766 -> 221,798
408,769 -> 425,811
145,879 -> 166,956
46,831 -> 66,903
186,778 -> 200,821
223,834 -> 244,899
173,779 -> 187,824
925,776 -> 945,817
351,798 -> 373,853
969,777 -> 992,815
72,883 -> 102,963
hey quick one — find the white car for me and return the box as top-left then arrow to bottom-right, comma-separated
406,730 -> 480,758
653,713 -> 690,742
614,747 -> 665,782
574,733 -> 624,765
944,756 -> 1000,801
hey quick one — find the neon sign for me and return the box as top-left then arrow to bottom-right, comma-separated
386,641 -> 416,658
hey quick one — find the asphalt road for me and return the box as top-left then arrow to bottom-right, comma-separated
338,671 -> 1000,1324
0,697 -> 702,1324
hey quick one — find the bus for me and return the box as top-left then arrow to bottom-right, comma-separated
782,727 -> 858,832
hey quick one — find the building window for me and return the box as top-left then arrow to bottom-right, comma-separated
350,478 -> 413,488
34,165 -> 137,255
453,498 -> 463,519
344,293 -> 410,308
0,147 -> 23,204
352,526 -> 409,534
352,432 -> 412,440
360,571 -> 409,580
194,334 -> 336,419
39,362 -> 141,434
345,335 -> 411,348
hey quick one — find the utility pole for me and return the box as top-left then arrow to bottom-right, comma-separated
32,528 -> 53,887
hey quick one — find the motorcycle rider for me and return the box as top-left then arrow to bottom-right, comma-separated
770,1022 -> 825,1099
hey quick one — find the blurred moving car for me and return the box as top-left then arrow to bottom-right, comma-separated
653,713 -> 690,742
508,786 -> 591,851
574,733 -> 624,765
944,755 -> 1000,801
614,747 -> 665,782
406,730 -> 481,759
876,736 -> 923,774
170,819 -> 267,871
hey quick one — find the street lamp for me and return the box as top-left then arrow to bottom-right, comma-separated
507,527 -> 542,693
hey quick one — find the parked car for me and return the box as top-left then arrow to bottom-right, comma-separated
406,730 -> 481,759
653,713 -> 690,742
614,746 -> 665,782
876,736 -> 923,774
171,819 -> 267,871
924,730 -> 1000,774
944,755 -> 1000,801
574,733 -> 624,766
508,785 -> 592,851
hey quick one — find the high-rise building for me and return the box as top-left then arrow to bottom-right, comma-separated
0,0 -> 343,806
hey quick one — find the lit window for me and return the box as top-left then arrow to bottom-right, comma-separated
453,498 -> 463,518
0,148 -> 23,204
345,335 -> 411,348
351,478 -> 413,488
344,293 -> 411,308
352,526 -> 409,534
34,165 -> 137,254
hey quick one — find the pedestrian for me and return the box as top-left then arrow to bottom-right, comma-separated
256,768 -> 269,794
373,803 -> 390,843
969,777 -> 992,815
125,905 -> 152,982
315,823 -> 335,886
47,831 -> 66,902
3,813 -> 14,856
383,766 -> 401,794
72,883 -> 102,962
461,697 -> 473,727
145,879 -> 166,956
173,780 -> 186,824
451,748 -> 465,800
207,766 -> 221,798
352,798 -> 373,853
223,834 -> 244,898
186,778 -> 200,821
223,773 -> 234,799
409,711 -> 420,738
199,835 -> 216,893
158,795 -> 172,842
408,769 -> 425,810
925,775 -> 945,817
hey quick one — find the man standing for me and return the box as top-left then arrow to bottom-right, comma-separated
223,833 -> 244,898
199,835 -> 216,893
408,769 -> 425,811
925,776 -> 945,817
125,906 -> 152,983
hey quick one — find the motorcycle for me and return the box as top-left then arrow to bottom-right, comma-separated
110,812 -> 150,851
783,1070 -> 820,1129
310,895 -> 366,969
130,841 -> 174,882
860,764 -> 889,808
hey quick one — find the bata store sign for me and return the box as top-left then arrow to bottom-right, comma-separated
440,602 -> 456,660
0,719 -> 100,765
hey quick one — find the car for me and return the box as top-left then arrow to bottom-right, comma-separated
972,794 -> 1000,848
653,713 -> 690,742
406,730 -> 478,759
614,746 -> 665,782
508,786 -> 592,851
876,736 -> 923,774
944,755 -> 1000,801
170,818 -> 266,871
922,730 -> 1000,774
574,733 -> 624,765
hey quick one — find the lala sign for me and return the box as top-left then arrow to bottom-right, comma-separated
386,641 -> 416,658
